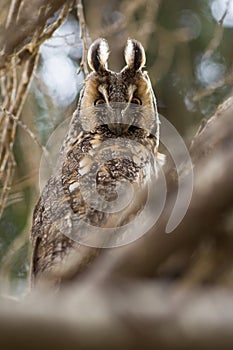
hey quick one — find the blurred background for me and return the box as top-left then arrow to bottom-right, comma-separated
0,0 -> 233,295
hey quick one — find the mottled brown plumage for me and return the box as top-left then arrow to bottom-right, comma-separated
30,38 -> 162,286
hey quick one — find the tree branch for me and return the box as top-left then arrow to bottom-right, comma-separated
0,284 -> 233,350
0,0 -> 72,69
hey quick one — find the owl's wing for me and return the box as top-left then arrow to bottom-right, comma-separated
30,172 -> 101,286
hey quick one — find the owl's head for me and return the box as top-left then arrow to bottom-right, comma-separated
78,38 -> 159,136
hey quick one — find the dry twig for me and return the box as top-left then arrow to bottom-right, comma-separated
77,0 -> 90,77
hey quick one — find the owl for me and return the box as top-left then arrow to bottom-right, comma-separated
30,38 -> 163,286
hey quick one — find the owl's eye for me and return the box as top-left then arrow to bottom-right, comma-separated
94,98 -> 106,106
131,97 -> 142,105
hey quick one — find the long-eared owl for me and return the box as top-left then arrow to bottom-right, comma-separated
30,38 -> 164,286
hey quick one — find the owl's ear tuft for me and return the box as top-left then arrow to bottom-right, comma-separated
88,38 -> 109,73
124,39 -> 146,72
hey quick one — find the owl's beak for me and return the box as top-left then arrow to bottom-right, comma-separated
109,123 -> 129,135
108,107 -> 129,135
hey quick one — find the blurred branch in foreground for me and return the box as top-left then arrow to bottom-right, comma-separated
0,284 -> 233,350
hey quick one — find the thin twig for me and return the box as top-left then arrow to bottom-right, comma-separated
204,0 -> 230,58
219,0 -> 231,25
192,79 -> 226,102
0,223 -> 30,294
77,0 -> 90,77
41,2 -> 72,39
5,0 -> 21,28
17,1 -> 73,64
0,107 -> 49,158
0,153 -> 16,218
0,53 -> 39,218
